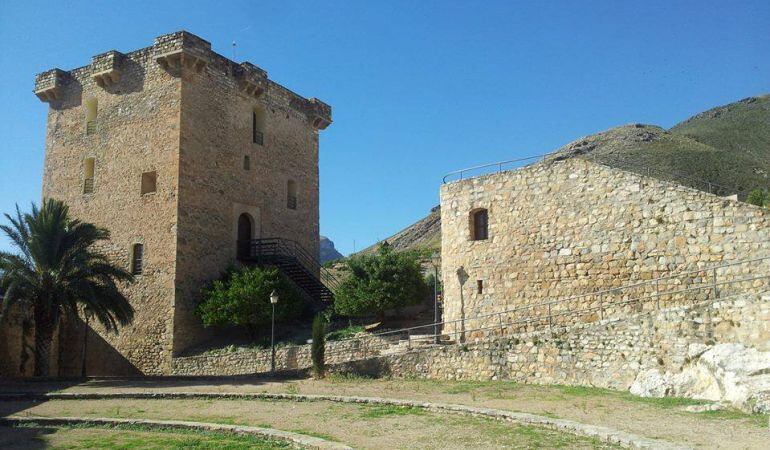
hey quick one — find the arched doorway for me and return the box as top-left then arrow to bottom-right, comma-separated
237,213 -> 253,259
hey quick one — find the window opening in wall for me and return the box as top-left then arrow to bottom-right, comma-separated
477,280 -> 483,294
287,179 -> 297,210
85,98 -> 98,135
470,209 -> 488,241
252,108 -> 265,145
83,158 -> 95,194
140,171 -> 157,195
131,244 -> 144,275
243,155 -> 250,170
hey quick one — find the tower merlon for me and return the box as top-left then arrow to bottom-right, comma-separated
91,51 -> 125,88
153,30 -> 210,74
305,98 -> 332,130
34,68 -> 69,102
235,62 -> 268,99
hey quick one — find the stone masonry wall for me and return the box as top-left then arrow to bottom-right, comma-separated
173,46 -> 321,354
14,31 -> 330,377
439,158 -> 770,338
171,334 -> 396,376
342,291 -> 770,409
38,45 -> 182,376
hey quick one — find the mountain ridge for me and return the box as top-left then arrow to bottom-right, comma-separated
354,94 -> 770,257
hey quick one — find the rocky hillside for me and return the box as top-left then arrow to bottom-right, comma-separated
555,95 -> 770,196
320,236 -> 344,263
370,94 -> 770,256
357,206 -> 441,256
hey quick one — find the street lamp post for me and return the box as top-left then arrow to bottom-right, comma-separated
270,290 -> 279,374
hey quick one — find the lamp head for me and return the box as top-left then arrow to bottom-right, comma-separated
270,290 -> 279,304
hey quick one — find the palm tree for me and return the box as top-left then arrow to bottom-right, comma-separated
0,199 -> 134,376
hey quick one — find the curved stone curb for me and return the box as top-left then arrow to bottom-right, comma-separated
0,391 -> 687,449
0,415 -> 352,450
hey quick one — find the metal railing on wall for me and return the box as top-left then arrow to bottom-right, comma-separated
441,149 -> 754,200
251,255 -> 770,372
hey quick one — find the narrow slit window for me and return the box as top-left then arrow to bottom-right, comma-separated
83,158 -> 95,194
85,98 -> 98,135
477,280 -> 484,294
287,179 -> 297,210
243,155 -> 250,170
131,244 -> 144,275
470,209 -> 488,241
141,171 -> 157,195
252,109 -> 265,145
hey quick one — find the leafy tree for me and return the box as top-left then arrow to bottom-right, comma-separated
747,188 -> 769,207
334,244 -> 429,318
0,199 -> 134,377
311,314 -> 326,378
196,266 -> 305,336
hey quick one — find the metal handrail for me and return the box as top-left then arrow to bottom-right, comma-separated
236,254 -> 769,372
442,151 -> 558,183
442,149 -> 753,200
243,237 -> 342,292
316,273 -> 769,363
326,254 -> 770,343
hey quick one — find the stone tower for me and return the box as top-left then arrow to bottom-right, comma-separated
33,31 -> 332,375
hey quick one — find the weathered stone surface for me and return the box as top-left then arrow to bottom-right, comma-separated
439,158 -> 770,338
632,343 -> 770,413
325,291 -> 770,413
1,31 -> 331,377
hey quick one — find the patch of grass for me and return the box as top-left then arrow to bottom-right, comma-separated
442,380 -> 518,396
325,372 -> 375,383
696,409 -> 768,428
284,383 -> 299,395
14,422 -> 292,449
358,404 -> 427,419
326,324 -> 365,341
287,428 -> 337,441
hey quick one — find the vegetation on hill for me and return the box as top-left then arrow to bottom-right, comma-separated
373,94 -> 770,256
356,206 -> 441,257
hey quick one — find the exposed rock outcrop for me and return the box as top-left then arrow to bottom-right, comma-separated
631,343 -> 770,413
320,236 -> 344,263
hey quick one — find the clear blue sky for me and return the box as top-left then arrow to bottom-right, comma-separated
1,1 -> 768,256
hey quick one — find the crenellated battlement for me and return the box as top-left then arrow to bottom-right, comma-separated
32,30 -> 332,128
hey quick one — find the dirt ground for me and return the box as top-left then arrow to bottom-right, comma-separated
1,377 -> 768,449
0,397 -> 614,449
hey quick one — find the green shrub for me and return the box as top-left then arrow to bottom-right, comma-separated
196,266 -> 305,336
311,314 -> 326,378
326,324 -> 365,341
747,188 -> 769,207
333,244 -> 429,318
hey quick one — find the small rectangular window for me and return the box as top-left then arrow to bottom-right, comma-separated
477,280 -> 483,294
131,244 -> 144,275
141,171 -> 157,195
287,179 -> 297,210
252,110 -> 265,145
83,158 -> 95,194
243,155 -> 250,170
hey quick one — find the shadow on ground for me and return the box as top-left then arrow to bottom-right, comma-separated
0,424 -> 52,450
